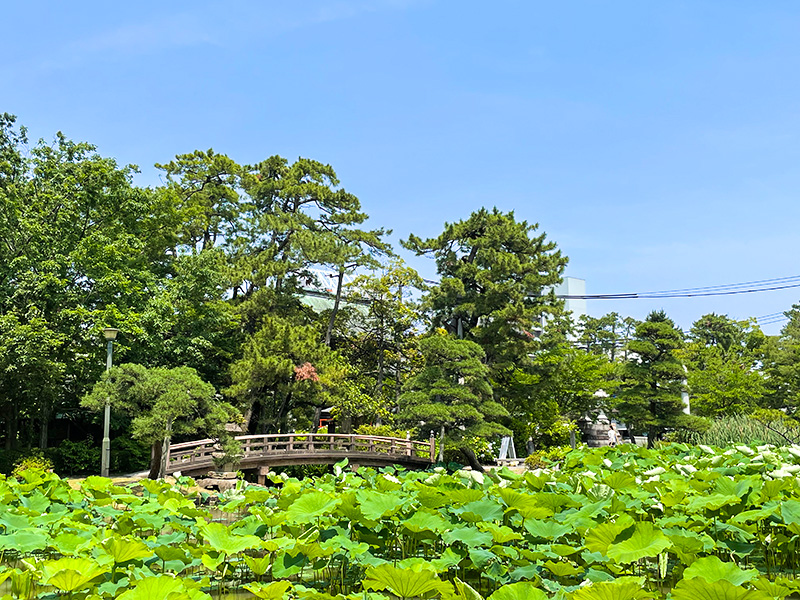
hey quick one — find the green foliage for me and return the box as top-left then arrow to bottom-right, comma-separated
47,437 -> 100,476
228,313 -> 337,433
2,441 -> 800,597
677,413 -> 800,446
355,424 -> 411,438
11,453 -> 53,478
523,445 -> 571,470
82,363 -> 239,477
763,304 -> 800,416
398,331 -> 510,452
615,310 -> 688,445
679,314 -> 766,418
110,436 -> 151,474
403,208 -> 567,399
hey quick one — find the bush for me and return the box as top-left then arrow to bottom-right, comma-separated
355,424 -> 411,439
111,436 -> 151,474
12,453 -> 53,478
48,437 -> 101,477
524,446 -> 571,470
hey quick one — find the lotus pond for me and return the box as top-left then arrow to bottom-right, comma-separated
3,443 -> 800,599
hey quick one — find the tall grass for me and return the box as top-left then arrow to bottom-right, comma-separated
678,414 -> 800,447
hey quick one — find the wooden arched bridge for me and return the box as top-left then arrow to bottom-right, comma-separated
166,433 -> 435,481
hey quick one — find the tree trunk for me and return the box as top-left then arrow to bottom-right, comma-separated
158,435 -> 170,479
39,404 -> 50,450
148,441 -> 162,479
324,268 -> 345,347
459,447 -> 485,472
276,388 -> 293,433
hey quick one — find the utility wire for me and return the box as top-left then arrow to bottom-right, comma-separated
560,279 -> 800,300
420,274 -> 800,300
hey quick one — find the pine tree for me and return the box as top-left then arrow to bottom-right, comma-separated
398,331 -> 509,470
403,208 -> 567,402
615,310 -> 694,446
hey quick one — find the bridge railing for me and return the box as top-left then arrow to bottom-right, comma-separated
166,433 -> 435,473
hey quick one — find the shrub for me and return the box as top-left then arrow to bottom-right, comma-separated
12,453 -> 53,478
48,438 -> 101,477
110,436 -> 151,474
355,424 -> 411,439
524,445 -> 571,470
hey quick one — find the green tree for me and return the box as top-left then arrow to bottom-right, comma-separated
679,314 -> 766,417
0,116 -> 180,450
576,312 -> 638,362
403,208 -> 567,404
156,149 -> 243,254
615,310 -> 700,446
525,342 -> 617,447
227,313 -> 338,434
340,260 -> 425,412
234,156 -> 390,300
763,304 -> 800,417
82,364 -> 240,478
397,331 -> 509,470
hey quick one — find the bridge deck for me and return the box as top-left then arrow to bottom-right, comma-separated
166,433 -> 435,476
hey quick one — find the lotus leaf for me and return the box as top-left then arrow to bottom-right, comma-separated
403,510 -> 451,533
271,551 -> 308,578
498,488 -> 552,519
41,557 -> 108,592
356,490 -> 405,521
287,491 -> 341,523
443,526 -> 493,548
200,521 -> 262,555
683,556 -> 758,586
19,490 -> 50,514
451,577 -> 483,600
102,536 -> 153,563
116,575 -> 192,600
457,499 -> 505,523
468,548 -> 495,568
478,522 -> 522,543
669,577 -> 771,600
606,522 -> 671,564
568,576 -> 654,599
543,560 -> 584,577
244,580 -> 293,599
0,528 -> 49,553
487,581 -> 548,600
686,493 -> 742,513
364,563 -> 448,599
524,519 -> 572,540
584,515 -> 635,555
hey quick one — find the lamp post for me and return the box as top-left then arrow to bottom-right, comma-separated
100,328 -> 119,478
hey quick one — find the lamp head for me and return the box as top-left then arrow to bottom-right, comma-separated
102,328 -> 120,341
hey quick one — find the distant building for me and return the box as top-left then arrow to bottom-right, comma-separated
555,276 -> 587,321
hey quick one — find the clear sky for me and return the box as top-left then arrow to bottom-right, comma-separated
3,1 -> 799,334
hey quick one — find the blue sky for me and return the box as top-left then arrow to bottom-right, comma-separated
4,1 -> 800,333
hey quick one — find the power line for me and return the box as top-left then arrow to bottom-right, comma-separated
421,274 -> 800,301
560,278 -> 800,300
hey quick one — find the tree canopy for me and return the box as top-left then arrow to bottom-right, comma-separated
2,113 -> 800,475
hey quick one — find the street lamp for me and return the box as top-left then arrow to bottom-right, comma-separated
100,327 -> 119,477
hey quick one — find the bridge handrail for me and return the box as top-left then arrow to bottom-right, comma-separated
166,433 -> 435,470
